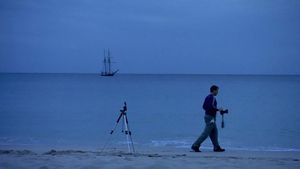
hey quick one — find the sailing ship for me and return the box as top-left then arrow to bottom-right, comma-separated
101,48 -> 119,76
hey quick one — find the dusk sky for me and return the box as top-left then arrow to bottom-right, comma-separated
0,0 -> 299,74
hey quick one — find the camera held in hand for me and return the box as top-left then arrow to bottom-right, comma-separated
220,109 -> 229,115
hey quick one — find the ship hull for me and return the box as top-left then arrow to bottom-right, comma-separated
101,70 -> 119,76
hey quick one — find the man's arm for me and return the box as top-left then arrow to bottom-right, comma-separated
211,97 -> 220,112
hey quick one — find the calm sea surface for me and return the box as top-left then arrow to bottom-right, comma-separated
0,73 -> 299,151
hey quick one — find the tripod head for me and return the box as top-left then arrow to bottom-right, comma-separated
120,102 -> 127,113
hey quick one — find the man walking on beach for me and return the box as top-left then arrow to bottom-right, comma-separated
191,85 -> 225,152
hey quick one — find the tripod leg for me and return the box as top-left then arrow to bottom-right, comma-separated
101,112 -> 123,152
124,114 -> 135,153
110,113 -> 123,134
122,115 -> 125,133
123,114 -> 132,153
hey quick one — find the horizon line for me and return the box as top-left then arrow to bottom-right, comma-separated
0,72 -> 299,76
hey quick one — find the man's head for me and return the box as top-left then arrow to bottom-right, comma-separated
210,85 -> 219,96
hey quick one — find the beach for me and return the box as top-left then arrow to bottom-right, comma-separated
1,148 -> 300,169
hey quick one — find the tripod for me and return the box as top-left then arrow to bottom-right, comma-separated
102,102 -> 135,153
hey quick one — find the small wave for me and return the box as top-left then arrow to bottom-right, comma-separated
148,139 -> 300,152
228,147 -> 300,152
0,149 -> 36,155
150,139 -> 190,148
0,136 -> 40,146
43,149 -> 87,155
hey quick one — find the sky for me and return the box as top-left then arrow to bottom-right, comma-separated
0,0 -> 300,74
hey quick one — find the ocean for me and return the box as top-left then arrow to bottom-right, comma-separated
0,73 -> 300,152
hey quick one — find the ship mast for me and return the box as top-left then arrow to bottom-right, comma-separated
108,48 -> 111,74
104,49 -> 107,74
101,48 -> 118,76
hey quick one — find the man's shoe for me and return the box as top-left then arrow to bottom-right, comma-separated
214,147 -> 225,152
191,145 -> 201,152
